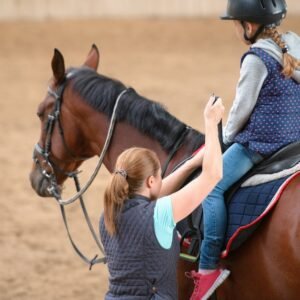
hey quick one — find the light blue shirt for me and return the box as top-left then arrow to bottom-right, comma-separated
153,196 -> 176,249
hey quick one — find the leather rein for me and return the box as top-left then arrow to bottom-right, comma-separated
33,77 -> 189,269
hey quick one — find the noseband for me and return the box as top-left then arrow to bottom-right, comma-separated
33,77 -> 129,268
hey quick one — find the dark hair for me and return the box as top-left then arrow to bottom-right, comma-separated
104,147 -> 160,235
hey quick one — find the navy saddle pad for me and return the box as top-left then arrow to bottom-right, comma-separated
222,173 -> 297,257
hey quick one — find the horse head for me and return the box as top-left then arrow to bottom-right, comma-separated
30,44 -> 204,201
29,45 -> 102,197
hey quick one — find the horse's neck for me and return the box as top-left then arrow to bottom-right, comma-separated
103,122 -> 169,172
69,103 -> 166,172
162,129 -> 204,175
102,121 -> 202,175
74,96 -> 204,174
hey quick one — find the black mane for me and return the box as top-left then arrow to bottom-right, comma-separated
68,67 -> 204,153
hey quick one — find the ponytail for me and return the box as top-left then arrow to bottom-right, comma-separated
262,27 -> 300,78
103,147 -> 160,236
104,172 -> 129,235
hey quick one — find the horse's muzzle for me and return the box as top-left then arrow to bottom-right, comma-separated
29,166 -> 62,197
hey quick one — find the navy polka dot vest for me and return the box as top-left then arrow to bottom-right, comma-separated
100,195 -> 179,299
235,47 -> 300,156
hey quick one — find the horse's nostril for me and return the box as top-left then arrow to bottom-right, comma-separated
42,169 -> 52,179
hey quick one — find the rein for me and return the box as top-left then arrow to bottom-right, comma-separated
33,78 -> 129,268
161,126 -> 191,178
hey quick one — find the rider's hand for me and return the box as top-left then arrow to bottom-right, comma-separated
204,95 -> 225,125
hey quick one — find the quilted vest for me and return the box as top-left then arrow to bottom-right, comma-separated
234,47 -> 300,156
99,195 -> 180,300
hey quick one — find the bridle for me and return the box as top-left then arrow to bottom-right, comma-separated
33,80 -> 81,200
33,76 -> 129,268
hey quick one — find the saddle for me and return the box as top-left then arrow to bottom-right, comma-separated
177,141 -> 300,263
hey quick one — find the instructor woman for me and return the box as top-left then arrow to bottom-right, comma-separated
100,96 -> 224,299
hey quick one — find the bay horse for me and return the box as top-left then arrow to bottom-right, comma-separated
29,45 -> 300,299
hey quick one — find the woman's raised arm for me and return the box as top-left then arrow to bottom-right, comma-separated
171,96 -> 224,223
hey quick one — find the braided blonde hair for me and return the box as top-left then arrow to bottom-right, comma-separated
262,27 -> 300,78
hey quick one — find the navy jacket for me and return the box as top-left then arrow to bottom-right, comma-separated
100,195 -> 179,299
235,48 -> 300,156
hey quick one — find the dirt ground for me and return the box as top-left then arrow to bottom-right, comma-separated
0,17 -> 299,300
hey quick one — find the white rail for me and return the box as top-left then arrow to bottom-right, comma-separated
2,0 -> 298,21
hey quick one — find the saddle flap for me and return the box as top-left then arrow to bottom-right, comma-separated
254,141 -> 300,174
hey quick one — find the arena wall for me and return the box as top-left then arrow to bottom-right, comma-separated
0,0 -> 299,20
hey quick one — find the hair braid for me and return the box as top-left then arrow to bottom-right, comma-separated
263,27 -> 300,78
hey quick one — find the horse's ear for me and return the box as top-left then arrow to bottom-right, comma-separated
83,44 -> 100,71
51,49 -> 66,85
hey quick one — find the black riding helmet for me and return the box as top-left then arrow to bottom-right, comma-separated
221,0 -> 287,26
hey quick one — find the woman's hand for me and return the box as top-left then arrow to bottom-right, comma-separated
204,95 -> 225,125
188,96 -> 224,169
